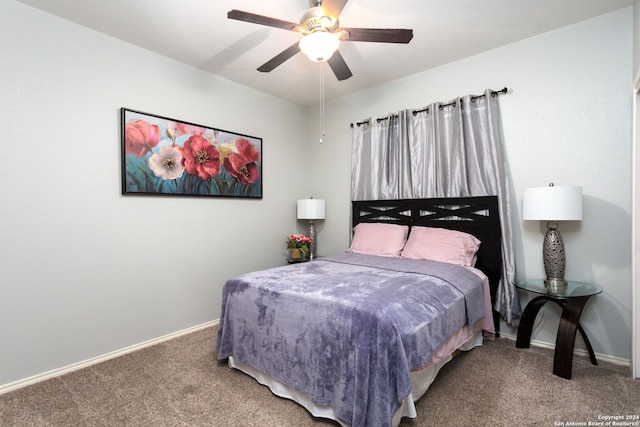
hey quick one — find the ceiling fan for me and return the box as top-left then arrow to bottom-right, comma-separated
227,0 -> 413,81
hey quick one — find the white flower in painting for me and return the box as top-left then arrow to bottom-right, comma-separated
148,145 -> 185,180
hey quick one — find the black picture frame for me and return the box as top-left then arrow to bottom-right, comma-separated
121,108 -> 262,198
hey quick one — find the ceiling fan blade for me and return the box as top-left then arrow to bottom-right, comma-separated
228,9 -> 300,32
257,42 -> 301,73
327,50 -> 353,81
320,0 -> 349,18
341,28 -> 413,43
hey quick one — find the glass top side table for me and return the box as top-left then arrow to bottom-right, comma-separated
516,279 -> 603,299
515,279 -> 602,379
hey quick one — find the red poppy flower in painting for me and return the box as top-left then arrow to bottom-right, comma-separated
125,120 -> 161,157
181,135 -> 221,180
224,138 -> 260,185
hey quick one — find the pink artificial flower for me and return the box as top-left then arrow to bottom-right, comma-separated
124,120 -> 161,157
286,234 -> 312,248
181,135 -> 221,180
224,139 -> 260,185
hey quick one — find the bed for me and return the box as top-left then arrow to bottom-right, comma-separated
217,196 -> 502,427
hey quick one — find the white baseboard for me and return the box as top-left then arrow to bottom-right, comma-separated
500,332 -> 631,367
0,320 -> 219,396
2,322 -> 630,396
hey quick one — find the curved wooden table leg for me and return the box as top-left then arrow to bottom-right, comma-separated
553,295 -> 592,379
548,299 -> 599,367
516,296 -> 550,348
577,323 -> 598,366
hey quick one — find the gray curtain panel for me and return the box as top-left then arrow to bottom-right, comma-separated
351,89 -> 521,325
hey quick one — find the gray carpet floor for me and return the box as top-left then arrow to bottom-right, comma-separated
1,325 -> 639,426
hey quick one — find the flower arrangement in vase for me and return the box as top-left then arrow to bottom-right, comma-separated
286,234 -> 312,260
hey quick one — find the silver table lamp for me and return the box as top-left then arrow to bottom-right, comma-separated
523,183 -> 583,289
297,198 -> 325,260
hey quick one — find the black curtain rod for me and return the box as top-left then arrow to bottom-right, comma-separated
350,87 -> 508,128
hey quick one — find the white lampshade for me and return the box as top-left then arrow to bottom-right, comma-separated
523,185 -> 583,221
297,199 -> 326,220
299,32 -> 340,62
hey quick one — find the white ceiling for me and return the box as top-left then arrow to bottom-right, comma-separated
15,0 -> 632,106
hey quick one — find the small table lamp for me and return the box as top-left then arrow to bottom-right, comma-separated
523,184 -> 583,289
297,198 -> 325,260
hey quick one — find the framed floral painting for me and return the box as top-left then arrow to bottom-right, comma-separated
121,108 -> 262,198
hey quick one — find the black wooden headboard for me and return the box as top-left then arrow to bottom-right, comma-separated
352,196 -> 502,331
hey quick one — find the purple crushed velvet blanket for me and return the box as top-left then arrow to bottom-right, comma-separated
217,253 -> 486,427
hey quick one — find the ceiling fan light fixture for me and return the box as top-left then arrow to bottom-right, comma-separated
228,1 -> 413,79
299,31 -> 340,62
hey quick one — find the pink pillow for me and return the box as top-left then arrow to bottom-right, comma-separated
347,223 -> 409,257
400,226 -> 481,266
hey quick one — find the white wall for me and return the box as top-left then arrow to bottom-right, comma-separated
632,0 -> 640,378
635,0 -> 640,75
0,0 -> 309,387
309,8 -> 634,361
